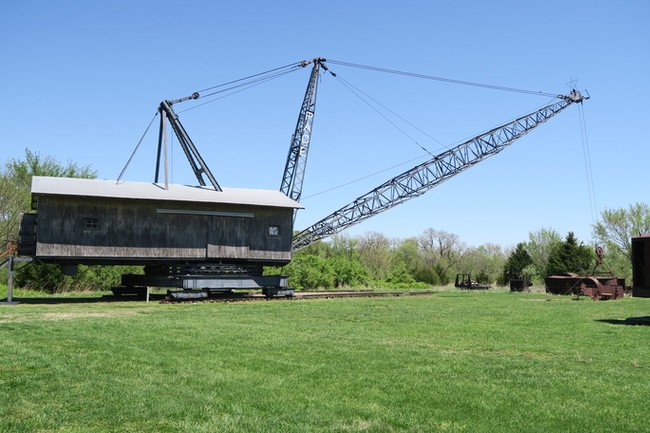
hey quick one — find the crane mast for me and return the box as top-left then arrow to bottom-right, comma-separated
280,57 -> 331,203
292,90 -> 586,251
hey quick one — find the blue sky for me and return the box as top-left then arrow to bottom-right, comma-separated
3,1 -> 648,248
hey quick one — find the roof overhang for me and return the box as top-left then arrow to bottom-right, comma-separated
31,176 -> 303,209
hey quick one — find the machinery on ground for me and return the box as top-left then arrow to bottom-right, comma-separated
454,273 -> 490,290
544,246 -> 626,300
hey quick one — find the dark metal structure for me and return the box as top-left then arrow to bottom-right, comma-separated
632,234 -> 650,297
156,93 -> 221,191
507,271 -> 533,292
545,273 -> 625,300
454,273 -> 490,290
544,246 -> 626,300
292,90 -> 586,250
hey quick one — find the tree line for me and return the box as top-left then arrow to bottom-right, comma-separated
1,150 -> 648,292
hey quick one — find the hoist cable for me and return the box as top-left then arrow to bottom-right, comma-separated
328,59 -> 559,98
578,103 -> 597,222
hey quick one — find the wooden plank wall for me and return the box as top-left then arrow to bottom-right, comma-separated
34,195 -> 293,265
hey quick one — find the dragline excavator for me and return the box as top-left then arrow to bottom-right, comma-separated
11,57 -> 587,299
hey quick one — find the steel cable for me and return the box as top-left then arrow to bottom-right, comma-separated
327,59 -> 559,98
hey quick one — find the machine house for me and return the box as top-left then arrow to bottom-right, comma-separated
19,176 -> 302,268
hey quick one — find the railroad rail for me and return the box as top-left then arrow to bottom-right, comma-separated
159,290 -> 436,303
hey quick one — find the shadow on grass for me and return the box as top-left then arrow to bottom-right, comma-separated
597,316 -> 650,326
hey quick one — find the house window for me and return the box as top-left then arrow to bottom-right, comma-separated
268,226 -> 280,236
84,217 -> 99,230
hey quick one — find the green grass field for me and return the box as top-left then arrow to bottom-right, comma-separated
1,290 -> 648,433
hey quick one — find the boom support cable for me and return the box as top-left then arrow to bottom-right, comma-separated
328,60 -> 560,98
196,62 -> 303,95
178,69 -> 301,114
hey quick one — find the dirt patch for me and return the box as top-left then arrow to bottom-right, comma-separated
0,309 -> 141,324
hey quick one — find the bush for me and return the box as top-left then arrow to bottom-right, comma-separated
15,263 -> 142,293
284,254 -> 335,290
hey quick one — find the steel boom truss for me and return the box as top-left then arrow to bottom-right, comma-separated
292,90 -> 585,250
280,58 -> 333,203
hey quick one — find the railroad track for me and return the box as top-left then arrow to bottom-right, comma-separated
161,290 -> 436,303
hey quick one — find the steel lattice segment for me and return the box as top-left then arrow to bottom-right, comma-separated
279,58 -> 325,202
292,93 -> 582,250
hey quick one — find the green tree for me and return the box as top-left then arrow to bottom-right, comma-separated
545,232 -> 594,276
527,227 -> 562,280
1,149 -> 96,243
385,261 -> 416,287
328,235 -> 369,287
391,237 -> 419,276
418,228 -> 463,285
503,243 -> 533,284
284,253 -> 334,290
0,175 -> 25,244
593,202 -> 650,258
459,243 -> 507,284
357,231 -> 392,281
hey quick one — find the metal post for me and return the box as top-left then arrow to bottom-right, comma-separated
1,257 -> 20,305
7,257 -> 13,302
163,110 -> 169,190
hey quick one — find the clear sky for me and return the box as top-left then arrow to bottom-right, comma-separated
3,1 -> 648,248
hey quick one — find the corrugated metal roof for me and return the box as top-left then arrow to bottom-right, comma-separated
31,176 -> 303,209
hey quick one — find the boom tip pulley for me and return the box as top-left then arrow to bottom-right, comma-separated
561,89 -> 590,104
299,57 -> 327,68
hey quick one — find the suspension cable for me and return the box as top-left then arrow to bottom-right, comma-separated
198,68 -> 302,99
327,59 -> 559,98
304,65 -> 564,201
578,102 -> 597,222
196,62 -> 304,95
178,69 -> 301,114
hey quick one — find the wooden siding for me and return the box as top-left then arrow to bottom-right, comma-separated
34,195 -> 294,265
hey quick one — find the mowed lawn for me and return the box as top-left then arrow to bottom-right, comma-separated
0,291 -> 648,433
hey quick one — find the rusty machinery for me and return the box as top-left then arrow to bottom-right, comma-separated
545,247 -> 625,300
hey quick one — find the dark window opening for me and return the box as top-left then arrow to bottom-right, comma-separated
84,217 -> 99,230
